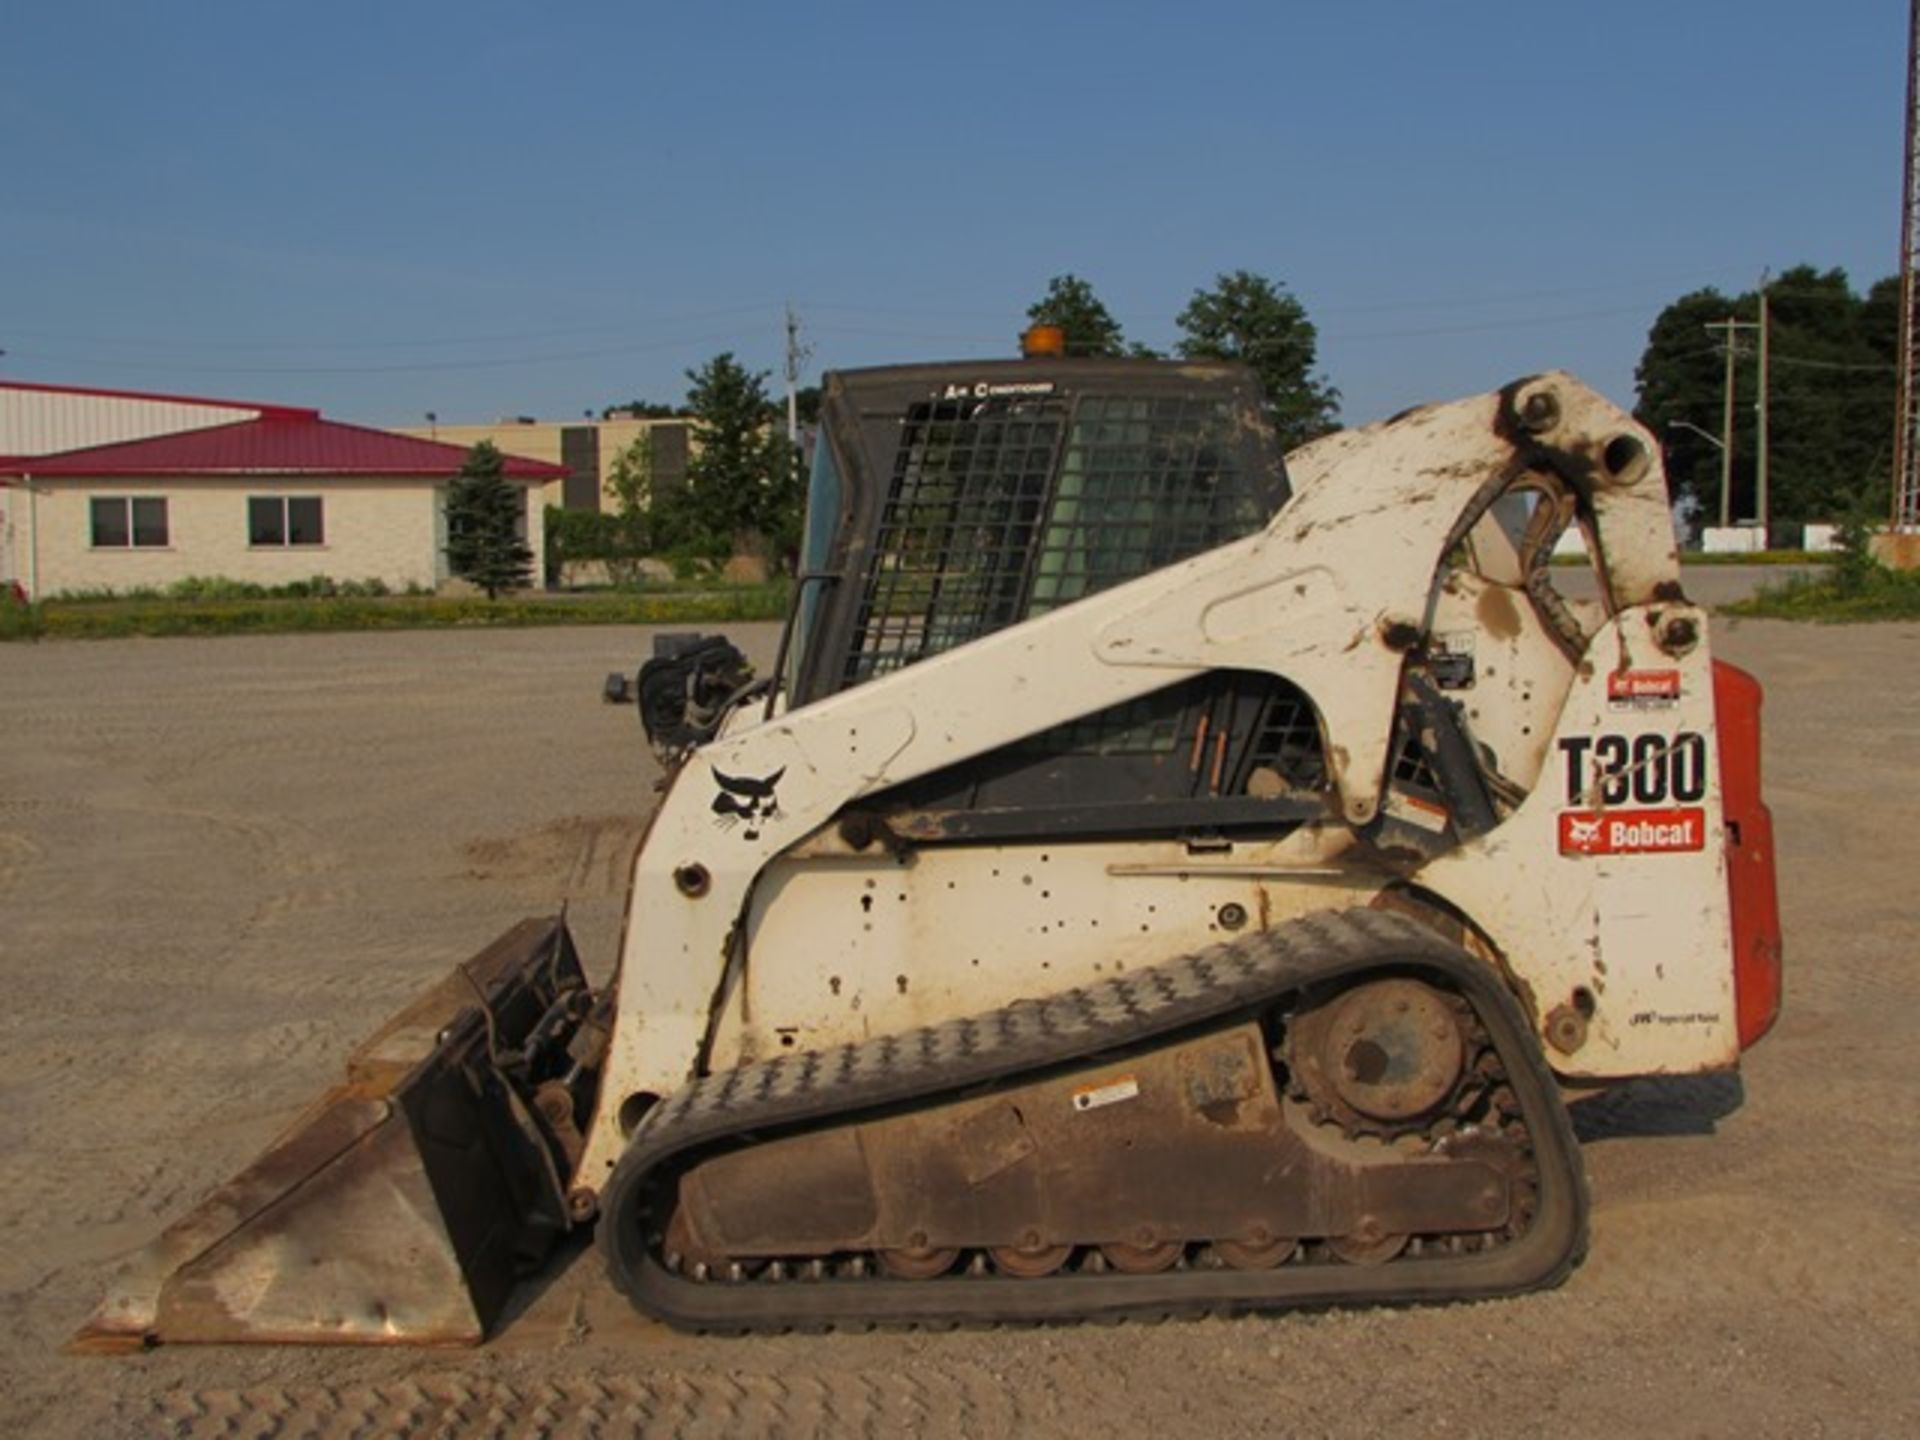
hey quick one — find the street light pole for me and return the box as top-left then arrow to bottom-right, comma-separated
1719,330 -> 1737,529
1667,420 -> 1726,451
1666,421 -> 1728,535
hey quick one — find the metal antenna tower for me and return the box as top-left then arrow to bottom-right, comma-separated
1894,0 -> 1920,530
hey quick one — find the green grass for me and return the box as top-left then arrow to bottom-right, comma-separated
1,583 -> 792,642
1725,565 -> 1920,622
0,599 -> 46,641
47,574 -> 414,604
1550,549 -> 1830,567
1681,549 -> 1834,566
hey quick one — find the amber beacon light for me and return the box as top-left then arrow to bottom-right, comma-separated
1021,323 -> 1067,358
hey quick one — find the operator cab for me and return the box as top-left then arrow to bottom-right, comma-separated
780,354 -> 1330,844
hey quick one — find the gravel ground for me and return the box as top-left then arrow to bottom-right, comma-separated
1,599 -> 1915,1438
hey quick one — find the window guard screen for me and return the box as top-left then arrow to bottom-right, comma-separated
844,396 -> 1066,687
843,391 -> 1269,688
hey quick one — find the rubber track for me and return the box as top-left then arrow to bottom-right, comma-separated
598,907 -> 1589,1331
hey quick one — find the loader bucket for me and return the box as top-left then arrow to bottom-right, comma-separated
70,916 -> 596,1352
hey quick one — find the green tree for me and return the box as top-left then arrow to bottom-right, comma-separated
1635,266 -> 1897,527
601,399 -> 687,419
656,353 -> 804,568
605,433 -> 653,516
1175,270 -> 1340,451
444,440 -> 533,598
542,433 -> 656,587
1632,286 -> 1737,522
1024,274 -> 1129,357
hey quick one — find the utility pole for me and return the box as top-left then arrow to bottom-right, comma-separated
1755,270 -> 1771,543
1704,318 -> 1757,527
783,303 -> 812,451
1893,0 -> 1920,533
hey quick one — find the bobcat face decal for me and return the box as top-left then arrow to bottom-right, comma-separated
1564,814 -> 1603,849
711,766 -> 785,841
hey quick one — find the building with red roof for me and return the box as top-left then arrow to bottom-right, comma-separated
0,381 -> 566,599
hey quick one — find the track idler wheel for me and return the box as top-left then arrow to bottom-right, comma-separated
878,1244 -> 960,1280
1329,1221 -> 1410,1266
1289,976 -> 1467,1137
990,1239 -> 1074,1277
1215,1233 -> 1299,1270
1100,1239 -> 1183,1274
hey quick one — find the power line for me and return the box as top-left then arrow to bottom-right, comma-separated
811,303 -> 1661,350
0,303 -> 784,354
2,327 -> 768,376
1335,304 -> 1652,343
1768,353 -> 1897,372
7,292 -> 1894,384
5,271 -> 1892,367
799,273 -> 1721,323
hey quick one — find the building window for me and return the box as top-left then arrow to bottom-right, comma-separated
91,497 -> 169,548
249,496 -> 325,546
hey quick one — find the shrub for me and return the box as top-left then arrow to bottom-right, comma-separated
0,586 -> 43,640
168,576 -> 268,601
544,507 -> 654,587
157,575 -> 392,602
1830,506 -> 1879,599
52,584 -> 163,603
663,548 -> 714,582
1729,560 -> 1920,622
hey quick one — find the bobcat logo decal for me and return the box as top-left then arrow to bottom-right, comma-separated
1564,814 -> 1603,850
711,766 -> 785,840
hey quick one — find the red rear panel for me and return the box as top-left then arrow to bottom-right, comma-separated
1713,660 -> 1783,1048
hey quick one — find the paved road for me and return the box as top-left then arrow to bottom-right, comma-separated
1555,561 -> 1821,607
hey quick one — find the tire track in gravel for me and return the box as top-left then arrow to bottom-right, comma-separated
10,621 -> 1920,1440
461,814 -> 647,901
126,1362 -> 1034,1439
0,830 -> 43,898
0,794 -> 359,970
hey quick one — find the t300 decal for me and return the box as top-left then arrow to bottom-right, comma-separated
1557,730 -> 1710,856
1559,731 -> 1707,807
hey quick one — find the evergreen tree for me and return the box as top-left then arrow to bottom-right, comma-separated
1176,270 -> 1340,451
655,353 -> 804,567
444,440 -> 533,598
1024,274 -> 1130,357
601,399 -> 687,419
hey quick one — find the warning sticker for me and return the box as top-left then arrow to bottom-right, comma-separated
1385,789 -> 1450,833
1430,631 -> 1476,690
1071,1076 -> 1140,1112
1607,669 -> 1681,710
1559,807 -> 1707,855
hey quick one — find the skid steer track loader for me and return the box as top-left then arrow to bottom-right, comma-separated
74,347 -> 1781,1350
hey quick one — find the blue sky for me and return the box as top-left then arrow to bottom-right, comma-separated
1,1 -> 1902,430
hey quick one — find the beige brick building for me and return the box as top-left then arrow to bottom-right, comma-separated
0,381 -> 566,599
398,414 -> 693,514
